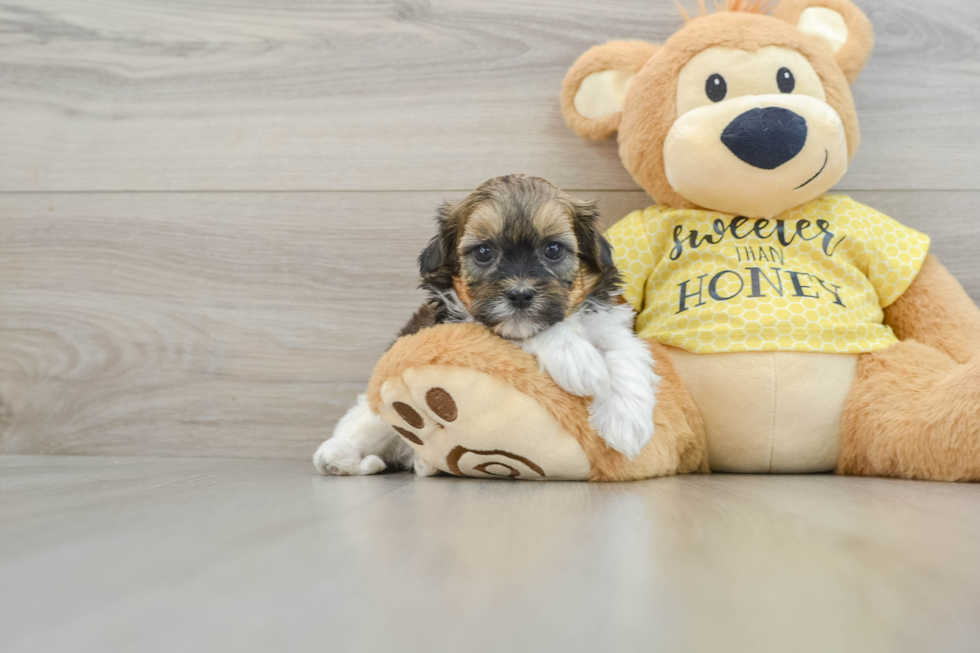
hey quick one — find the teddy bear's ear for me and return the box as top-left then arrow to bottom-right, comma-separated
772,0 -> 874,84
562,40 -> 660,140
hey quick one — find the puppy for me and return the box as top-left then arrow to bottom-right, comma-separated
314,175 -> 658,476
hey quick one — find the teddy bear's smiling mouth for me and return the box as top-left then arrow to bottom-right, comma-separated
793,149 -> 830,190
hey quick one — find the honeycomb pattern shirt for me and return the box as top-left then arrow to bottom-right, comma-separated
605,195 -> 930,354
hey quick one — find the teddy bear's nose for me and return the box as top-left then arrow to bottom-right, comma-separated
721,107 -> 808,170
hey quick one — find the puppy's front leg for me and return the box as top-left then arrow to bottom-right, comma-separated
523,314 -> 652,459
521,317 -> 610,398
313,394 -> 414,476
580,305 -> 659,459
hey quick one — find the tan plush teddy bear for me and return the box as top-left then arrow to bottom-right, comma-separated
365,0 -> 980,481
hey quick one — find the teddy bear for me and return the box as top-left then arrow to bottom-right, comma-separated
363,0 -> 980,481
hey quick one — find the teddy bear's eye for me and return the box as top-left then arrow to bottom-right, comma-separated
777,67 -> 796,94
705,73 -> 727,102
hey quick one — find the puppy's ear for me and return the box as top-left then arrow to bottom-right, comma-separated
418,201 -> 460,287
568,199 -> 616,276
419,236 -> 443,277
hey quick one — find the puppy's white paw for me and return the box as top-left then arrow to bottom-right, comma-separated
526,330 -> 611,397
588,392 -> 656,460
359,455 -> 388,475
413,455 -> 440,477
313,439 -> 386,476
521,316 -> 616,397
551,343 -> 611,397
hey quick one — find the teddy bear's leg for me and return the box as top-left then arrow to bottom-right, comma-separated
367,323 -> 707,481
838,341 -> 980,481
373,362 -> 594,480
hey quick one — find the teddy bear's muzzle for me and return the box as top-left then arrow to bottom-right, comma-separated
663,93 -> 849,218
721,107 -> 808,170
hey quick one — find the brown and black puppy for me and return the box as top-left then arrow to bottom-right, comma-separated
406,174 -> 620,340
315,175 -> 658,476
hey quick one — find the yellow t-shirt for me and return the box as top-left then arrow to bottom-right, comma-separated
605,195 -> 930,354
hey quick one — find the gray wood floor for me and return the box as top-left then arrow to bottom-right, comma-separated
2,455 -> 980,653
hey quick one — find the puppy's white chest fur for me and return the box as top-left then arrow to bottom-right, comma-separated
520,303 -> 659,459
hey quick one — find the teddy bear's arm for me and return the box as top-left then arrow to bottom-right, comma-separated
883,254 -> 980,364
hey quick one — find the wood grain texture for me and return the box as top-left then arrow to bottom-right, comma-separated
1,190 -> 977,459
0,0 -> 978,192
2,456 -> 980,653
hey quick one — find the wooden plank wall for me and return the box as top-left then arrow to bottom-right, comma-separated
1,0 -> 978,459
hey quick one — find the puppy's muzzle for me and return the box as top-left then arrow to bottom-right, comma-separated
505,287 -> 536,310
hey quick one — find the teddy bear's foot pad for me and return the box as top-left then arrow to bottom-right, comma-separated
376,365 -> 591,480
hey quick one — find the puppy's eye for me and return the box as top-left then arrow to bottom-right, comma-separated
472,244 -> 494,264
777,67 -> 795,94
543,242 -> 565,261
705,74 -> 727,102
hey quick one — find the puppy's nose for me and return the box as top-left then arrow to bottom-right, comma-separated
721,107 -> 807,170
506,288 -> 536,309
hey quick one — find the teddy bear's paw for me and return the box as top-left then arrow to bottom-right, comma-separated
588,391 -> 656,460
313,439 -> 387,476
376,365 -> 592,480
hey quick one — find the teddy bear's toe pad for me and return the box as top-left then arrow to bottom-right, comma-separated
377,365 -> 591,480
